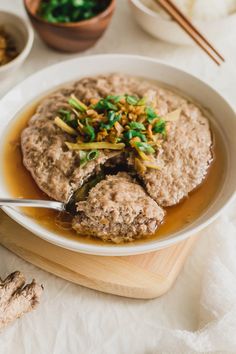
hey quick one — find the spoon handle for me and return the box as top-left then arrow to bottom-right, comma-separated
0,198 -> 65,211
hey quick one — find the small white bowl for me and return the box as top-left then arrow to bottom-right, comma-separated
129,0 -> 236,45
0,11 -> 34,81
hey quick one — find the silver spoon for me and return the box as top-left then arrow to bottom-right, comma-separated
0,198 -> 66,212
0,173 -> 106,213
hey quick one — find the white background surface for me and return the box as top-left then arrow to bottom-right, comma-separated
1,1 -> 236,353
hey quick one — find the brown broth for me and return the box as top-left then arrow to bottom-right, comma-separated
2,99 -> 226,246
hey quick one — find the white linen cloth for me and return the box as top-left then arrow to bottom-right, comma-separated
1,1 -> 236,353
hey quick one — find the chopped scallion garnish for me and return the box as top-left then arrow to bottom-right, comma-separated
38,0 -> 108,24
135,142 -> 155,154
124,130 -> 147,142
68,95 -> 87,112
146,107 -> 158,123
94,99 -> 118,112
83,119 -> 95,141
87,150 -> 99,161
129,122 -> 145,130
125,95 -> 139,105
153,119 -> 166,134
54,92 -> 173,171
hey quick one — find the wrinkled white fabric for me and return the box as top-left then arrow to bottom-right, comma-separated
1,202 -> 236,354
1,0 -> 236,353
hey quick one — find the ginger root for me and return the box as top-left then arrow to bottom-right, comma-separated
0,271 -> 43,330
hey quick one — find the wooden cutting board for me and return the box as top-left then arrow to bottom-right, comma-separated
0,210 -> 196,299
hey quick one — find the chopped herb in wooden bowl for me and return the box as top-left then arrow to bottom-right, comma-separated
38,0 -> 109,23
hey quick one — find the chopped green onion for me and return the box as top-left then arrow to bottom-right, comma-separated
58,109 -> 71,122
146,107 -> 158,123
58,109 -> 78,129
153,119 -> 166,134
129,122 -> 145,130
94,99 -> 118,112
68,96 -> 87,112
135,142 -> 155,154
79,149 -> 99,166
125,95 -> 139,105
79,150 -> 87,167
83,119 -> 95,141
124,130 -> 147,142
137,97 -> 146,106
87,150 -> 99,161
54,92 -> 171,170
106,95 -> 124,103
100,112 -> 121,130
38,0 -> 107,24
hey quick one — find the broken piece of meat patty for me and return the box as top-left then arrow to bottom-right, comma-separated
72,173 -> 165,243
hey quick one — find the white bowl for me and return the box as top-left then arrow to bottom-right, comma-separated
129,0 -> 236,45
0,11 -> 34,81
0,54 -> 235,256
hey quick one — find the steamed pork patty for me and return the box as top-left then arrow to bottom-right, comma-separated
21,73 -> 213,242
129,103 -> 212,206
72,173 -> 165,243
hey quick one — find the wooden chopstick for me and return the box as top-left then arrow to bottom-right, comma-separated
155,0 -> 225,65
164,0 -> 225,62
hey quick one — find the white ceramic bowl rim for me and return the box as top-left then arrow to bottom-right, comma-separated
130,0 -> 236,24
0,54 -> 235,256
0,10 -> 34,73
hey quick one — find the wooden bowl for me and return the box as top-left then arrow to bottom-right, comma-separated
23,0 -> 116,53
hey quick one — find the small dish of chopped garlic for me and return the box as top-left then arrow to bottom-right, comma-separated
0,10 -> 34,82
0,26 -> 18,67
